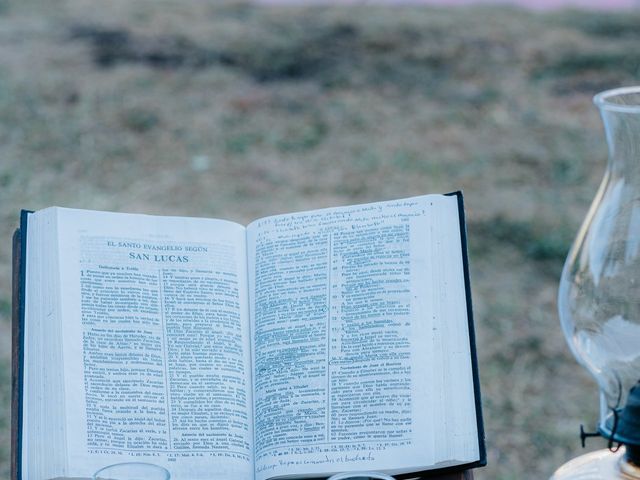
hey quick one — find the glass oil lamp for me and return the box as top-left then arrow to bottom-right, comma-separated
552,87 -> 640,479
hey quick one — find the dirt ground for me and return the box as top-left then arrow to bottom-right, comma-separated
2,0 -> 639,478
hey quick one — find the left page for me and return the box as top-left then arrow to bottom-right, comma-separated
53,208 -> 253,480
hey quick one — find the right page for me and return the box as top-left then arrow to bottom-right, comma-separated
247,194 -> 481,480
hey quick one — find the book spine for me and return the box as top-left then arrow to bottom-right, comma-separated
12,211 -> 31,480
447,191 -> 487,467
11,227 -> 22,480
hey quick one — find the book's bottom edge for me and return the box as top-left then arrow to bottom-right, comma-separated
265,458 -> 485,480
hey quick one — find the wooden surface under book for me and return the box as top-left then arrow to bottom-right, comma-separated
10,227 -> 473,480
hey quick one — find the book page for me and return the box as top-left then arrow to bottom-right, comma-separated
23,208 -> 68,480
52,209 -> 253,480
247,195 -> 479,479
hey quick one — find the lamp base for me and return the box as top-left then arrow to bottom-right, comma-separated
550,447 -> 640,479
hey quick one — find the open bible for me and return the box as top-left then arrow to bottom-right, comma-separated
15,192 -> 485,480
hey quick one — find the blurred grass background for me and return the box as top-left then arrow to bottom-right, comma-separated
2,0 -> 640,478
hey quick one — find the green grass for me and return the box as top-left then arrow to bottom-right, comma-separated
0,1 -> 632,478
